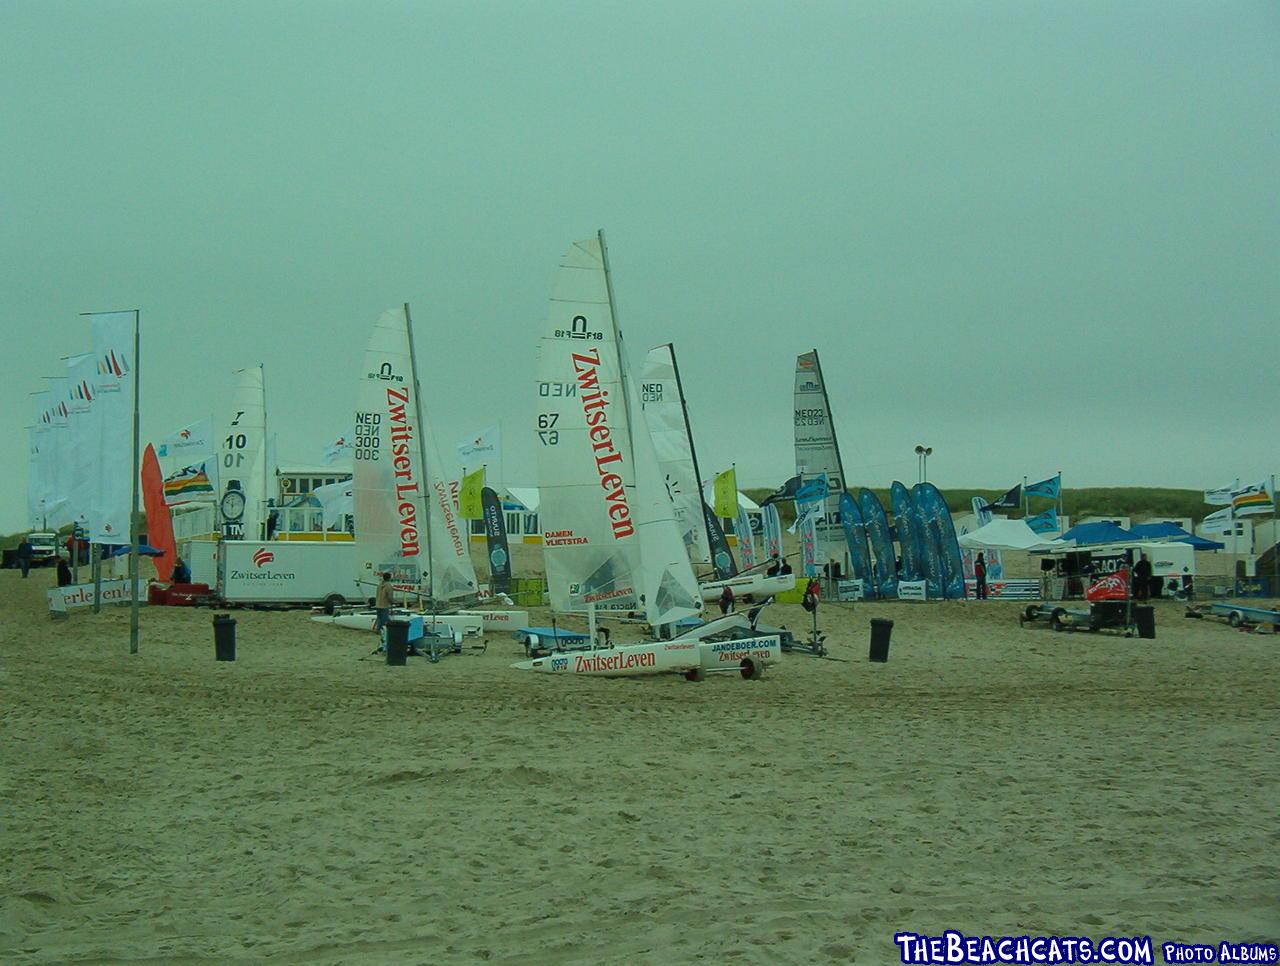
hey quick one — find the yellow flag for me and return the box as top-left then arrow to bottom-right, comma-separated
459,467 -> 485,520
713,467 -> 738,519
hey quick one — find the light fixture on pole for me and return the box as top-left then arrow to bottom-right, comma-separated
914,444 -> 933,483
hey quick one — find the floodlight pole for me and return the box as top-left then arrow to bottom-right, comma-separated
129,309 -> 141,655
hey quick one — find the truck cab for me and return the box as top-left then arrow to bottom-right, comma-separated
27,532 -> 59,567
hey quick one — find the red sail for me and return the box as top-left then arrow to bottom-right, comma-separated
141,444 -> 176,581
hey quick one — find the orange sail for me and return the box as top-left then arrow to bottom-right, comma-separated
141,444 -> 176,581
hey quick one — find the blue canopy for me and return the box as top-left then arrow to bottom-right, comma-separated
103,544 -> 165,558
1127,523 -> 1224,551
1058,521 -> 1132,545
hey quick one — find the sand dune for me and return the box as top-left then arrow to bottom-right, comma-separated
1,568 -> 1275,964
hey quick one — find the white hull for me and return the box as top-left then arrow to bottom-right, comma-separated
696,634 -> 783,671
699,572 -> 796,602
512,639 -> 701,677
457,609 -> 530,631
312,611 -> 480,639
511,634 -> 782,678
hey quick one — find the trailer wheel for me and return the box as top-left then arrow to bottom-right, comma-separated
684,667 -> 706,682
1228,611 -> 1243,627
740,657 -> 765,680
322,594 -> 345,616
1024,605 -> 1040,622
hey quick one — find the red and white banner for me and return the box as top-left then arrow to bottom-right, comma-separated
1086,569 -> 1129,602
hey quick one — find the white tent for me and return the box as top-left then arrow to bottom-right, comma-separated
957,518 -> 1053,552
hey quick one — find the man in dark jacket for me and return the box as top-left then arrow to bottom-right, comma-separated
16,539 -> 33,578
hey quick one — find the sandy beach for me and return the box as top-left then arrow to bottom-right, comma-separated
1,566 -> 1275,964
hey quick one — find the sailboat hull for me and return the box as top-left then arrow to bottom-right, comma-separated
511,635 -> 782,677
511,640 -> 701,676
696,634 -> 783,671
698,572 -> 796,602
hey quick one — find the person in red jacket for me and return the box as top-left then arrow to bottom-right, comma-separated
974,552 -> 989,599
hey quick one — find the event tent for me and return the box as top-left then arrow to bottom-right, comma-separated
1126,522 -> 1225,551
956,518 -> 1052,552
1056,521 -> 1132,546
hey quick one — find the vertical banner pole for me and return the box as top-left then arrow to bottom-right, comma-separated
129,309 -> 141,655
1264,473 -> 1274,601
92,542 -> 102,613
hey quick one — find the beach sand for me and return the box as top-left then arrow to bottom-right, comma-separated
1,567 -> 1275,964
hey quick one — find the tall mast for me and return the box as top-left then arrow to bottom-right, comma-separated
260,362 -> 269,540
597,229 -> 636,443
811,348 -> 848,572
666,342 -> 715,561
403,303 -> 435,603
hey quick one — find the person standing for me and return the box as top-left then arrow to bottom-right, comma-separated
718,585 -> 735,616
374,572 -> 395,633
974,552 -> 988,600
56,555 -> 73,588
1133,553 -> 1153,601
171,556 -> 192,585
16,538 -> 33,578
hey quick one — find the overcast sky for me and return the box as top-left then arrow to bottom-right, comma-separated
3,0 -> 1277,532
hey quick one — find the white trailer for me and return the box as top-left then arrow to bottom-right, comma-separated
217,541 -> 360,608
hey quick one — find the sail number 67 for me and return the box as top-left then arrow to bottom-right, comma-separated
538,413 -> 559,445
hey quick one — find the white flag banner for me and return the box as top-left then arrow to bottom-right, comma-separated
1200,506 -> 1233,535
26,426 -> 43,527
32,391 -> 66,529
323,429 -> 354,466
44,379 -> 74,529
1203,484 -> 1236,507
88,311 -> 135,544
65,353 -> 97,530
160,418 -> 213,462
312,479 -> 354,529
456,425 -> 500,467
1229,480 -> 1275,517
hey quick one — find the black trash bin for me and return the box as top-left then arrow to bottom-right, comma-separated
1133,605 -> 1156,639
385,618 -> 410,666
213,613 -> 236,662
869,618 -> 894,662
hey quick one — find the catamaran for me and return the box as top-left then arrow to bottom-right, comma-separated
640,343 -> 796,603
312,304 -> 489,644
512,233 -> 781,679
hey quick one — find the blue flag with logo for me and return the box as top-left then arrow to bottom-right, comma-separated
1025,508 -> 1059,534
1025,474 -> 1061,499
794,475 -> 829,504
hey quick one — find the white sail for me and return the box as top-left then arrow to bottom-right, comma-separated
353,307 -> 476,600
418,393 -> 477,600
219,365 -> 268,541
640,345 -> 711,564
793,350 -> 847,570
627,359 -> 703,626
536,238 -> 645,615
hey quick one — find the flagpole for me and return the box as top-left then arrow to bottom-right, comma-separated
1271,473 -> 1277,597
403,303 -> 434,611
129,309 -> 141,655
1057,470 -> 1063,530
